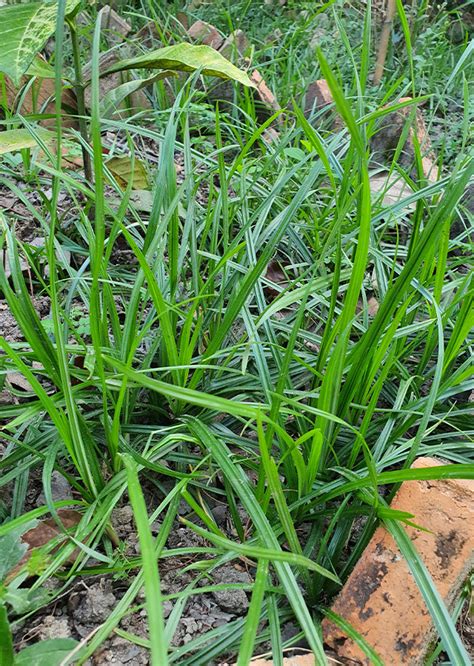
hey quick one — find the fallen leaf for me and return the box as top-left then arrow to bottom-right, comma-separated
5,509 -> 82,582
0,128 -> 54,155
106,155 -> 150,190
264,260 -> 288,302
367,296 -> 379,316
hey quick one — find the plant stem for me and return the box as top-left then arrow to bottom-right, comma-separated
68,17 -> 93,183
374,0 -> 397,85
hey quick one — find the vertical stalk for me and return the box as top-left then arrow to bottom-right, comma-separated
68,17 -> 93,183
374,0 -> 397,85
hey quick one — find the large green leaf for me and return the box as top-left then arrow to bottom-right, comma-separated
15,638 -> 79,666
0,0 -> 81,85
0,128 -> 53,155
0,524 -> 34,581
104,43 -> 256,88
100,71 -> 175,118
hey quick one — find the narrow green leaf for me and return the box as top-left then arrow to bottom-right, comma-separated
15,638 -> 78,666
122,454 -> 168,666
0,605 -> 14,666
237,559 -> 269,666
386,519 -> 471,665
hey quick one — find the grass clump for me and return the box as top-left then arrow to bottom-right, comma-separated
0,1 -> 472,664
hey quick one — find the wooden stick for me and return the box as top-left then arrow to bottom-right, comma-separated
374,0 -> 397,85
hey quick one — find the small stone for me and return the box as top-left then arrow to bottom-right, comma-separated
162,600 -> 173,618
211,566 -> 252,615
37,615 -> 71,641
211,504 -> 228,526
69,580 -> 117,627
36,471 -> 72,506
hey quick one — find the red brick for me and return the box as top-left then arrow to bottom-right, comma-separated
229,655 -> 314,666
188,20 -> 223,50
322,457 -> 474,664
304,79 -> 343,129
250,69 -> 281,114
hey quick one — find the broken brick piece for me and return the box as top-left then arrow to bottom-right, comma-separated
371,97 -> 439,182
250,69 -> 281,114
188,20 -> 223,50
303,79 -> 343,129
322,457 -> 474,665
100,4 -> 132,43
236,656 -> 315,666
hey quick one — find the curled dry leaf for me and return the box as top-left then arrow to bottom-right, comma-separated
264,260 -> 288,302
5,509 -> 82,582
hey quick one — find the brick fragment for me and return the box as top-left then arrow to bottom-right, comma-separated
230,654 -> 315,666
83,52 -> 150,113
100,5 -> 132,43
250,69 -> 281,114
303,79 -> 342,129
371,97 -> 439,181
322,457 -> 474,664
188,20 -> 223,50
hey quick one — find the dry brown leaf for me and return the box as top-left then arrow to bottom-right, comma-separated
106,155 -> 150,190
5,509 -> 82,582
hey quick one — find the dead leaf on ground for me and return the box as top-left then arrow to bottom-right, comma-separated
5,509 -> 82,583
264,260 -> 288,302
5,372 -> 33,393
106,155 -> 150,190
